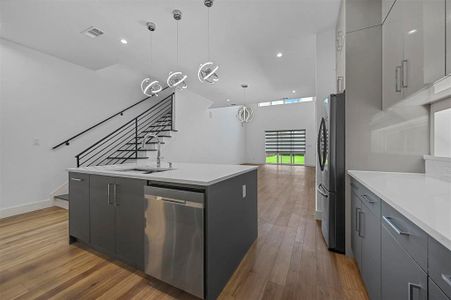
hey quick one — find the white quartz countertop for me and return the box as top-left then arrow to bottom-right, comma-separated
68,161 -> 258,186
348,170 -> 451,251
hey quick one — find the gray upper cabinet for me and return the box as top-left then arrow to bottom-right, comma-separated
381,225 -> 427,300
90,175 -> 116,257
447,0 -> 451,75
382,0 -> 446,109
383,0 -> 404,109
68,172 -> 90,243
115,177 -> 145,270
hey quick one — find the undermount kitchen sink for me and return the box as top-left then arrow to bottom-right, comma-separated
116,167 -> 173,174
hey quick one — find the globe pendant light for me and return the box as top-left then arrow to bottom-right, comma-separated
167,9 -> 188,91
237,84 -> 254,124
198,0 -> 220,84
141,22 -> 162,96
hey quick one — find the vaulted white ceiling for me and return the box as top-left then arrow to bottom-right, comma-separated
0,0 -> 340,106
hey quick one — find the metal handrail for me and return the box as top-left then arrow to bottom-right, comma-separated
52,86 -> 171,150
75,93 -> 174,167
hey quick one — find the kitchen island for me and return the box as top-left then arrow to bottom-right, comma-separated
67,161 -> 258,300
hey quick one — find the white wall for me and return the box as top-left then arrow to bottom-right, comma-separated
315,29 -> 337,214
0,38 -> 166,216
244,101 -> 316,166
161,90 -> 246,165
0,39 -> 247,217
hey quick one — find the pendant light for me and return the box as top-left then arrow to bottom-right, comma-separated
237,84 -> 254,123
198,0 -> 220,84
141,22 -> 163,96
167,9 -> 188,90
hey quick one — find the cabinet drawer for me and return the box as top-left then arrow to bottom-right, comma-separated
429,238 -> 451,298
381,225 -> 427,300
429,278 -> 451,300
351,180 -> 381,218
382,202 -> 427,271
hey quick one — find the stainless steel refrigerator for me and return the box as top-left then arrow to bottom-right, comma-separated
317,92 -> 345,253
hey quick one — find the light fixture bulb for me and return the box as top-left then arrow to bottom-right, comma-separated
120,39 -> 128,44
276,52 -> 283,58
198,62 -> 220,84
292,90 -> 296,94
141,78 -> 163,96
167,71 -> 188,90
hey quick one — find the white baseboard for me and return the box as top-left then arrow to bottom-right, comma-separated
314,210 -> 322,220
0,199 -> 54,219
53,199 -> 68,210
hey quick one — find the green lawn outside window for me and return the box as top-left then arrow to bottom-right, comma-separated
265,154 -> 305,165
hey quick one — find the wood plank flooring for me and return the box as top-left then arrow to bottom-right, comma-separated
0,165 -> 368,300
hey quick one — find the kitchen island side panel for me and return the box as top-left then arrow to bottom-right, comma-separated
205,169 -> 258,300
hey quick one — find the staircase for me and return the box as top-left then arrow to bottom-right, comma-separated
75,93 -> 176,167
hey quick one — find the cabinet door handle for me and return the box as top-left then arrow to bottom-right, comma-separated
107,183 -> 113,205
395,65 -> 402,92
442,274 -> 451,287
358,211 -> 364,238
71,177 -> 83,182
402,59 -> 408,88
407,282 -> 422,300
362,194 -> 376,204
355,207 -> 361,233
113,184 -> 119,206
383,216 -> 410,236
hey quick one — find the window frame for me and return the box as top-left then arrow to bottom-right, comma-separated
430,98 -> 451,157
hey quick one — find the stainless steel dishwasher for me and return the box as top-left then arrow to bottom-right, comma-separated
144,186 -> 204,299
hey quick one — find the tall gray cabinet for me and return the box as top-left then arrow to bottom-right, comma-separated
68,173 -> 90,243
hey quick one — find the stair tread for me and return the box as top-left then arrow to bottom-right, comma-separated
126,142 -> 165,145
54,194 -> 69,201
107,157 -> 149,160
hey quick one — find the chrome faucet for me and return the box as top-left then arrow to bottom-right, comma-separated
142,133 -> 162,168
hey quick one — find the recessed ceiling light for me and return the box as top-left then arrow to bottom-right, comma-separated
292,90 -> 296,94
120,38 -> 128,44
226,99 -> 231,102
276,52 -> 283,58
408,29 -> 417,35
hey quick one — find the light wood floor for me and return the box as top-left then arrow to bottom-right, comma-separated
0,165 -> 368,300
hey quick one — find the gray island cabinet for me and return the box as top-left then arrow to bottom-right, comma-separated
68,163 -> 258,300
350,173 -> 451,300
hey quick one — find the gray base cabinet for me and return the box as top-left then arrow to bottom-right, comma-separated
89,175 -> 146,269
90,175 -> 116,257
70,173 -> 146,270
351,183 -> 381,300
381,225 -> 427,299
68,173 -> 90,243
351,178 -> 451,300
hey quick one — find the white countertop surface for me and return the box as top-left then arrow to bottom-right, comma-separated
68,161 -> 258,186
348,170 -> 451,251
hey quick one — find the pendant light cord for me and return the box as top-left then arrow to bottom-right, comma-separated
207,8 -> 211,60
176,21 -> 179,65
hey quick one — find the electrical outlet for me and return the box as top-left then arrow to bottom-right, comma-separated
242,184 -> 246,198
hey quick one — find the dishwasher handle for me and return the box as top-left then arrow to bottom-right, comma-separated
145,186 -> 204,204
153,196 -> 204,209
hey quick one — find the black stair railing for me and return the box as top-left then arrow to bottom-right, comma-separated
52,86 -> 171,150
75,93 -> 175,167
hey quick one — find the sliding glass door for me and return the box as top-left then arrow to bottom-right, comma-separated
265,129 -> 306,165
